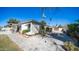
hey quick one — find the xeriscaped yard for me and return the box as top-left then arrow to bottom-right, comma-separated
0,31 -> 65,51
0,34 -> 21,51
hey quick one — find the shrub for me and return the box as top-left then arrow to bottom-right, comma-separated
22,30 -> 29,34
64,41 -> 79,51
46,27 -> 52,32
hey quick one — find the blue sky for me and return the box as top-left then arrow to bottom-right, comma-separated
0,7 -> 79,26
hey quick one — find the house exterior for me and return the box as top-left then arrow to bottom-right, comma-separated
5,20 -> 50,35
63,25 -> 68,32
52,26 -> 63,33
1,27 -> 11,31
5,20 -> 65,35
20,20 -> 41,35
8,23 -> 19,32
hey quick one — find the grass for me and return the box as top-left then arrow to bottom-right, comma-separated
0,34 -> 21,51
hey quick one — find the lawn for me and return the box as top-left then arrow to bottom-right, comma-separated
0,34 -> 21,51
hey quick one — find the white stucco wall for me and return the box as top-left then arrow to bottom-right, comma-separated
29,23 -> 40,34
59,28 -> 63,31
20,23 -> 28,33
20,22 -> 40,35
2,27 -> 11,31
52,28 -> 63,33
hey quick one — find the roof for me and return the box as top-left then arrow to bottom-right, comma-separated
21,20 -> 41,25
19,19 -> 50,27
52,25 -> 63,28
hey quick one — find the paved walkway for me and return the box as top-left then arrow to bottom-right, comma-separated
0,31 -> 65,51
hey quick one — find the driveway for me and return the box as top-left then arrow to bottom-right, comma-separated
0,31 -> 65,51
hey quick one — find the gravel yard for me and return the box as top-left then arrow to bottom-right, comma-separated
0,31 -> 65,51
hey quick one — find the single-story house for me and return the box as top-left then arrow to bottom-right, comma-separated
6,20 -> 65,35
52,26 -> 63,33
19,20 -> 54,35
1,27 -> 11,31
7,23 -> 19,32
6,20 -> 51,35
19,20 -> 41,35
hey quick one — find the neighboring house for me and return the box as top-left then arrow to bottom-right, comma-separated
52,26 -> 63,33
8,23 -> 19,32
20,20 -> 41,35
1,27 -> 11,31
63,25 -> 68,32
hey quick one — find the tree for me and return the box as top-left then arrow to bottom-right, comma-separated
39,20 -> 46,38
58,24 -> 62,28
67,19 -> 79,47
7,18 -> 20,28
40,20 -> 46,26
67,23 -> 77,36
67,24 -> 76,32
75,19 -> 79,32
7,18 -> 20,24
67,19 -> 79,33
75,19 -> 79,24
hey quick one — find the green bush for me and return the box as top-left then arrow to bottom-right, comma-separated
22,30 -> 29,34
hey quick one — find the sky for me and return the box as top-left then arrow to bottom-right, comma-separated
0,7 -> 79,26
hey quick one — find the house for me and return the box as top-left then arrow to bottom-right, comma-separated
1,27 -> 11,31
19,20 -> 54,35
5,20 -> 65,35
63,25 -> 68,32
7,20 -> 64,35
7,23 -> 19,32
20,20 -> 41,35
52,25 -> 63,33
5,20 -> 51,35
